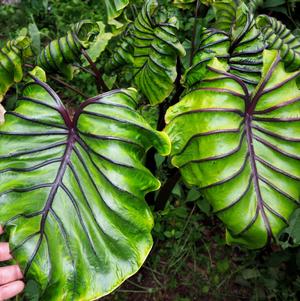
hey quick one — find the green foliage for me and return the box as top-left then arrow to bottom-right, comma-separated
0,0 -> 300,300
183,28 -> 230,88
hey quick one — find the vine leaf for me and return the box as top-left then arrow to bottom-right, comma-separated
256,14 -> 300,72
37,20 -> 101,80
0,81 -> 170,299
165,50 -> 300,249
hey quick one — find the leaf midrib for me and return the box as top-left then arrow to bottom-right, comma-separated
24,128 -> 76,275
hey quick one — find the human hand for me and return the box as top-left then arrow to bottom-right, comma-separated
0,226 -> 24,301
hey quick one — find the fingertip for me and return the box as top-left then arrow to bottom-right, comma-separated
0,243 -> 12,262
15,280 -> 25,292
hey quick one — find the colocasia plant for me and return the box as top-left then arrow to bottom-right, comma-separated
0,0 -> 299,300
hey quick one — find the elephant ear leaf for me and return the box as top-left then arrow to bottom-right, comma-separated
0,82 -> 170,299
0,34 -> 32,123
185,3 -> 264,92
165,50 -> 300,249
256,15 -> 300,72
37,20 -> 101,80
212,0 -> 262,32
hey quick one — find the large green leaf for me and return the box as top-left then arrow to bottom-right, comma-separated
0,81 -> 170,300
37,20 -> 101,79
256,15 -> 300,72
0,35 -> 32,123
165,50 -> 300,249
132,0 -> 185,105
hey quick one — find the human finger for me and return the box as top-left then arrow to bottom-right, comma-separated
0,280 -> 25,301
0,265 -> 23,285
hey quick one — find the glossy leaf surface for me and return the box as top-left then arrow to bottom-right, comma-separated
0,81 -> 170,300
104,24 -> 134,73
186,3 -> 264,92
165,50 -> 300,249
212,0 -> 237,32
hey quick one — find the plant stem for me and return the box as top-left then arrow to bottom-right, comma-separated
157,58 -> 184,131
72,63 -> 96,76
81,48 -> 108,93
48,74 -> 89,99
190,0 -> 201,66
155,169 -> 181,211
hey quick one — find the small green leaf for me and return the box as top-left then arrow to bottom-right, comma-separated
83,22 -> 113,65
28,21 -> 40,55
105,0 -> 130,21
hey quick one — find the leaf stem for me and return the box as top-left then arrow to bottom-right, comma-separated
81,48 -> 108,93
48,74 -> 89,99
154,169 -> 181,211
157,58 -> 184,131
72,63 -> 96,77
190,0 -> 201,66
